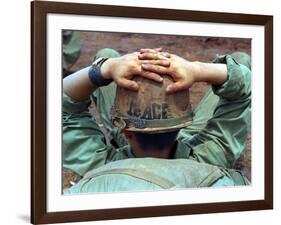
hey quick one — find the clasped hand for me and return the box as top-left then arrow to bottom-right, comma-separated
101,48 -> 199,94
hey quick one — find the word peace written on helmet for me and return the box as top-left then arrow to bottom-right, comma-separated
127,101 -> 168,120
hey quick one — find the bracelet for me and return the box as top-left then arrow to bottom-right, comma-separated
88,57 -> 113,87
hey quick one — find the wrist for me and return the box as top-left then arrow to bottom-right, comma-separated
189,61 -> 203,82
192,62 -> 227,85
100,58 -> 116,80
88,58 -> 113,87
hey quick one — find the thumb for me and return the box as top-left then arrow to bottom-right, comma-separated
166,81 -> 190,94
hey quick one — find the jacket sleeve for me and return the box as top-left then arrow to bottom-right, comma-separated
63,93 -> 117,176
188,55 -> 251,168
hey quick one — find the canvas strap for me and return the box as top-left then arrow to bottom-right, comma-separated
83,168 -> 176,189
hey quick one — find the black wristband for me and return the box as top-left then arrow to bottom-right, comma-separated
88,58 -> 112,87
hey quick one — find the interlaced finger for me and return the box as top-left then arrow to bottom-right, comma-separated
141,64 -> 170,75
139,71 -> 164,82
139,48 -> 162,53
140,59 -> 170,67
138,52 -> 170,60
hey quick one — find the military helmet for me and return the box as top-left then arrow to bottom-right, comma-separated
111,75 -> 193,133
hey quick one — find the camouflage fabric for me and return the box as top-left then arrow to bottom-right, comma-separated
92,48 -> 120,62
62,31 -> 81,71
62,51 -> 251,190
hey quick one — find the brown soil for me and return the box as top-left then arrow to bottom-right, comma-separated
64,31 -> 251,188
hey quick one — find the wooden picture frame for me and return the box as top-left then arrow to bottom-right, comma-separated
31,1 -> 273,224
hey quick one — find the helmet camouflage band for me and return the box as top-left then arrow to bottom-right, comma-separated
111,75 -> 193,134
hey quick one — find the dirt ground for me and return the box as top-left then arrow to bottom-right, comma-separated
64,31 -> 251,188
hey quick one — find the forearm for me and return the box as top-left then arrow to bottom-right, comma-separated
63,57 -> 116,101
188,54 -> 252,168
63,66 -> 97,101
193,62 -> 228,86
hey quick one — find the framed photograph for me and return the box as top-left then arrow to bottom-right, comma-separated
31,1 -> 273,224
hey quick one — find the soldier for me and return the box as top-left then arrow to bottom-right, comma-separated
63,48 -> 251,193
62,31 -> 81,77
